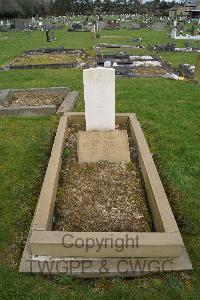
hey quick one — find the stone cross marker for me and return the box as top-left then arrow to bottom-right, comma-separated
83,67 -> 115,131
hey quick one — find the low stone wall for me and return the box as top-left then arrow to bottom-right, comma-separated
0,87 -> 79,116
0,105 -> 57,116
0,63 -> 77,71
57,91 -> 80,115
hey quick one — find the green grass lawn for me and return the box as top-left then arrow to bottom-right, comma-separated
159,52 -> 199,68
0,28 -> 200,299
0,27 -> 199,67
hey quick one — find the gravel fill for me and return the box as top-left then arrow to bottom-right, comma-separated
53,124 -> 153,232
9,91 -> 64,107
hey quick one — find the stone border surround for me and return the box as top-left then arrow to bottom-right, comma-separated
19,112 -> 192,277
0,88 -> 79,116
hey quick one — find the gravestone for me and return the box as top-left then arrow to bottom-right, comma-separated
152,22 -> 164,32
130,23 -> 140,30
72,23 -> 82,31
191,25 -> 195,36
97,21 -> 106,30
15,19 -> 29,30
194,56 -> 200,84
171,28 -> 177,39
78,67 -> 130,163
83,67 -> 115,131
179,64 -> 195,78
45,30 -> 50,42
104,61 -> 112,68
107,20 -> 119,29
140,22 -> 147,29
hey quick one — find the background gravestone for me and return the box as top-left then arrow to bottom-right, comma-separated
140,22 -> 148,29
71,23 -> 82,31
14,19 -> 29,30
152,22 -> 164,32
130,23 -> 140,30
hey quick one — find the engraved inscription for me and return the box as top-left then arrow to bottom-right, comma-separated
78,131 -> 131,163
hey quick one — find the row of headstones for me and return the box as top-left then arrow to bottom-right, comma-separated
0,18 -> 66,31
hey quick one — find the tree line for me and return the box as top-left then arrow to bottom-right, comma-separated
0,0 -> 176,18
0,0 -> 51,17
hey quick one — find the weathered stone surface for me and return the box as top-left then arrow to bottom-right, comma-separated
0,89 -> 11,106
78,130 -> 130,163
57,91 -> 79,115
0,87 -> 71,116
0,105 -> 56,116
83,67 -> 115,131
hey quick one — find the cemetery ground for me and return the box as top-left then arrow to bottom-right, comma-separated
0,28 -> 200,299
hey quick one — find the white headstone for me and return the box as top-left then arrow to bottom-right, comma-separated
171,28 -> 177,39
104,61 -> 112,68
83,67 -> 115,131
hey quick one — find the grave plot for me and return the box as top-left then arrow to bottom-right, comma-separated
23,47 -> 85,55
171,28 -> 200,41
20,68 -> 192,277
0,88 -> 79,116
0,47 -> 96,71
95,43 -> 145,50
150,43 -> 200,53
178,64 -> 195,79
96,54 -> 178,78
179,57 -> 200,80
53,123 -> 153,233
68,23 -> 92,32
96,35 -> 134,39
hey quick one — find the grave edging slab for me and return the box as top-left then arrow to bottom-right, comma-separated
19,113 -> 192,276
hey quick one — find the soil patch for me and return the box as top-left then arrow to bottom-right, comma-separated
9,91 -> 64,107
11,54 -> 80,66
53,124 -> 153,232
133,67 -> 167,76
